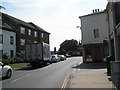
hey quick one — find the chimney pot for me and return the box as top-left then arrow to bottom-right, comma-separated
98,9 -> 99,12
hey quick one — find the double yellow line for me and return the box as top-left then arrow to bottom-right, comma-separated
61,73 -> 71,90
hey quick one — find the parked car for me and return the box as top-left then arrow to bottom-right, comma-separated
0,62 -> 12,78
65,54 -> 71,57
58,55 -> 66,61
51,55 -> 60,62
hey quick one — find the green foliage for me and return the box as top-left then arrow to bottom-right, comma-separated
59,39 -> 78,52
2,51 -> 27,64
59,39 -> 83,56
51,51 -> 54,55
67,51 -> 73,56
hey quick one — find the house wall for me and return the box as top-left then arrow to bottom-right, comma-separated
2,13 -> 50,53
107,3 -> 115,35
83,44 -> 104,63
107,2 -> 120,60
81,12 -> 109,45
0,29 -> 16,57
80,12 -> 109,62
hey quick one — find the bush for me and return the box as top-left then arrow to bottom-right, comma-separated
67,51 -> 73,56
2,51 -> 27,64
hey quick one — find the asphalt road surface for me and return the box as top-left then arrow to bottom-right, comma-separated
2,56 -> 83,88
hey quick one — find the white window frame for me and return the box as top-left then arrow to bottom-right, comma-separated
28,29 -> 31,35
34,31 -> 37,37
20,27 -> 25,34
34,41 -> 37,43
20,38 -> 25,45
41,33 -> 44,38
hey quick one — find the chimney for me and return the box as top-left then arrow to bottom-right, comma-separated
98,9 -> 99,12
95,9 -> 97,13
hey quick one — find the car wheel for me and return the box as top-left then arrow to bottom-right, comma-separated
6,70 -> 12,78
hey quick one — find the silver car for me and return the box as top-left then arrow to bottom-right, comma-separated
58,55 -> 66,61
51,55 -> 60,62
0,62 -> 12,78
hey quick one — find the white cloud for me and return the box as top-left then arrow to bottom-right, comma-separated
2,0 -> 108,51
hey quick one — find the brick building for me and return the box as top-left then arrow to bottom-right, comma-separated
2,13 -> 50,55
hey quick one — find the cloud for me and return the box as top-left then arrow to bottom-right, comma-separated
2,0 -> 108,50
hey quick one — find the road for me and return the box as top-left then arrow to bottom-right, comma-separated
2,57 -> 83,88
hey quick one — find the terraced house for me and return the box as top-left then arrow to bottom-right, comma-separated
79,9 -> 109,63
1,13 -> 50,57
0,13 -> 16,58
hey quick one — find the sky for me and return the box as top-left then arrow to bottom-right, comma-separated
1,0 -> 108,51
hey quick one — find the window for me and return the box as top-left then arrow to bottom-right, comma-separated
0,35 -> 3,44
20,27 -> 25,34
10,36 -> 14,45
93,29 -> 99,38
0,50 -> 3,59
10,50 -> 14,58
20,39 -> 25,45
34,41 -> 37,43
41,33 -> 44,38
28,29 -> 31,35
34,31 -> 37,37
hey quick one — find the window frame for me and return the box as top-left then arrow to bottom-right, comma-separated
93,29 -> 99,38
28,29 -> 31,36
41,33 -> 44,38
0,35 -> 3,44
20,38 -> 25,45
10,50 -> 14,58
20,27 -> 25,34
34,31 -> 38,37
10,36 -> 14,45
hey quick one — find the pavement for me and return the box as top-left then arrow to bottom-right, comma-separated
63,62 -> 113,89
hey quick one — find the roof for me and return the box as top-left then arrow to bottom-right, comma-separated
28,22 -> 50,34
2,13 -> 50,34
2,13 -> 37,30
79,10 -> 106,18
0,18 -> 14,32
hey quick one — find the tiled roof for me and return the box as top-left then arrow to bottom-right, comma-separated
2,13 -> 37,30
28,22 -> 50,34
0,18 -> 14,31
2,13 -> 50,34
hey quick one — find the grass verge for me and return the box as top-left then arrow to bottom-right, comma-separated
8,63 -> 29,67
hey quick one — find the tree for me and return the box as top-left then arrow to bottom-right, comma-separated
59,39 -> 79,54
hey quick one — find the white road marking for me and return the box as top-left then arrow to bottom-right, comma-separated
11,73 -> 32,83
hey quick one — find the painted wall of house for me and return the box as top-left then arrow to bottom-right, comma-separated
107,3 -> 115,35
81,12 -> 109,45
0,29 -> 16,57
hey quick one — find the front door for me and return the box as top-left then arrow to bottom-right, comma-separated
93,47 -> 103,62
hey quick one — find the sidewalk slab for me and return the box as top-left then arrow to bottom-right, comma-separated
70,69 -> 112,88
